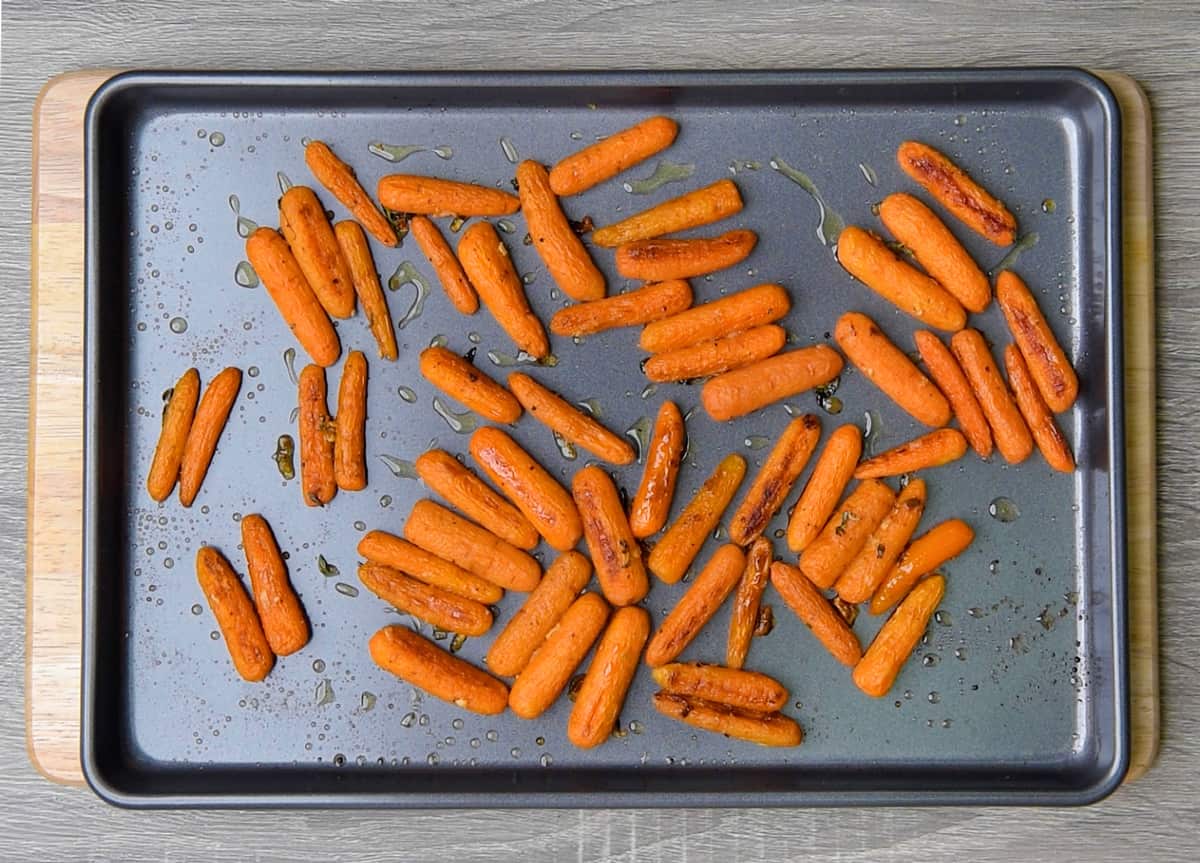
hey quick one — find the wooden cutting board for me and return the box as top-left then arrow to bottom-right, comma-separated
25,70 -> 1158,788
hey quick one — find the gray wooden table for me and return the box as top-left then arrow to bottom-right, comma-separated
2,1 -> 1198,860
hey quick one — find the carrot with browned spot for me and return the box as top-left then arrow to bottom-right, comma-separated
357,530 -> 503,605
549,115 -> 679,196
870,519 -> 974,614
834,478 -> 926,604
414,450 -> 539,550
572,465 -> 649,607
508,593 -> 610,719
786,424 -> 862,552
996,270 -> 1079,412
568,607 -> 651,749
593,179 -> 744,247
369,625 -> 508,715
645,544 -> 746,667
550,279 -> 692,338
334,221 -> 398,360
798,479 -> 896,590
419,345 -> 522,424
728,414 -> 821,546
652,662 -> 788,713
1004,345 -> 1076,473
951,328 -> 1034,464
297,364 -> 335,507
701,346 -> 844,422
404,499 -> 542,593
854,428 -> 967,478
457,221 -> 549,359
725,536 -> 772,669
409,215 -> 479,315
508,373 -> 635,465
358,562 -> 493,637
855,574 -> 946,697
334,350 -> 368,491
179,366 -> 241,508
240,514 -> 309,656
616,229 -> 757,281
628,401 -> 686,539
305,140 -> 398,246
644,325 -> 786,383
518,160 -> 605,301
897,141 -> 1017,246
147,367 -> 200,502
377,174 -> 520,217
279,186 -> 356,319
652,692 -> 802,747
196,546 -> 274,682
640,283 -> 790,354
647,454 -> 746,585
914,330 -> 993,458
487,551 -> 592,677
770,561 -> 862,666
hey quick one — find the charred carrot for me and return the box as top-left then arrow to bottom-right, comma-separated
628,401 -> 686,538
854,574 -> 946,697
729,414 -> 821,546
508,373 -> 634,465
879,193 -> 991,313
357,530 -> 503,605
469,427 -> 582,552
592,179 -> 744,247
798,479 -> 896,590
653,692 -> 803,747
640,283 -> 790,354
333,221 -> 398,361
549,115 -> 679,196
487,551 -> 592,677
996,270 -> 1079,412
334,350 -> 368,491
835,312 -> 951,427
647,454 -> 747,585
567,606 -> 651,748
196,546 -> 273,682
508,593 -> 610,719
297,364 -> 335,507
701,346 -> 844,422
726,536 -> 771,669
279,186 -> 356,319
897,141 -> 1017,246
834,478 -> 926,604
376,174 -> 520,217
870,519 -> 973,614
914,330 -> 993,458
645,544 -> 746,666
358,562 -> 493,637
616,229 -> 757,281
854,428 -> 967,478
147,367 -> 200,502
572,465 -> 649,607
1004,345 -> 1076,473
414,450 -> 539,550
517,160 -> 605,301
770,561 -> 862,666
951,328 -> 1034,464
408,215 -> 479,315
549,279 -> 692,338
178,366 -> 241,508
240,514 -> 309,656
404,499 -> 542,592
836,226 -> 966,331
419,345 -> 522,424
369,625 -> 508,715
305,140 -> 397,247
652,662 -> 788,713
457,221 -> 549,359
644,325 -> 787,383
786,424 -> 862,552
245,227 -> 340,367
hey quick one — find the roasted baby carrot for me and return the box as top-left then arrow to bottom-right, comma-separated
996,270 -> 1079,412
508,373 -> 635,465
951,328 -> 1034,464
245,227 -> 341,367
628,401 -> 686,538
652,692 -> 803,747
414,450 -> 539,549
786,424 -> 862,552
1004,345 -> 1076,473
567,606 -> 651,748
854,574 -> 946,697
178,366 -> 241,508
897,141 -> 1017,246
518,160 -> 605,301
572,465 -> 649,607
549,115 -> 679,196
404,499 -> 542,592
297,364 -> 336,507
834,478 -> 926,604
376,174 -> 520,217
640,283 -> 790,354
701,345 -> 845,422
279,185 -> 356,319
615,229 -> 757,281
240,514 -> 308,656
305,140 -> 398,247
652,662 -> 788,713
508,593 -> 610,719
469,427 -> 582,552
729,414 -> 822,546
487,551 -> 592,677
836,226 -> 966,331
549,279 -> 692,337
369,625 -> 508,715
645,544 -> 746,666
854,428 -> 967,478
147,367 -> 200,502
644,325 -> 787,383
835,312 -> 951,427
334,350 -> 368,491
333,220 -> 398,361
592,179 -> 744,247
196,546 -> 274,682
647,454 -> 747,585
357,530 -> 503,605
358,562 -> 493,637
914,330 -> 993,458
726,536 -> 772,669
770,561 -> 862,666
879,193 -> 991,313
408,215 -> 479,315
870,519 -> 973,614
798,479 -> 896,590
419,345 -> 523,424
457,221 -> 549,359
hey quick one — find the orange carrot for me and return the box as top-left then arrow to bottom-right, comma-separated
333,221 -> 398,361
409,215 -> 479,315
798,479 -> 896,589
333,350 -> 368,491
297,364 -> 335,507
195,546 -> 274,682
549,279 -> 692,337
996,270 -> 1079,412
572,465 -> 649,607
854,574 -> 946,697
358,562 -> 493,637
770,561 -> 862,667
729,414 -> 822,545
369,625 -> 508,715
178,366 -> 241,508
517,160 -> 605,301
914,330 -> 993,458
508,593 -> 610,719
240,514 -> 309,656
897,141 -> 1017,246
414,450 -> 539,550
457,221 -> 549,359
653,692 -> 802,747
701,346 -> 844,422
469,427 -> 582,552
835,312 -> 951,427
652,662 -> 788,713
147,367 -> 200,502
726,536 -> 772,669
628,401 -> 686,538
951,328 -> 1034,464
640,283 -> 790,354
1004,345 -> 1076,473
616,229 -> 757,281
487,551 -> 592,677
419,345 -> 523,424
567,606 -> 651,748
508,373 -> 635,465
644,325 -> 787,383
836,226 -> 966,331
404,498 -> 542,592
376,174 -> 520,217
549,115 -> 679,196
357,530 -> 504,605
854,428 -> 967,478
870,519 -> 973,614
645,544 -> 746,666
279,185 -> 356,319
592,179 -> 744,247
879,193 -> 991,313
646,454 -> 746,585
786,424 -> 863,552
834,478 -> 926,604
305,140 -> 398,246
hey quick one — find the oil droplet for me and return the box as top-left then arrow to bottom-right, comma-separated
928,691 -> 941,704
1041,198 -> 1056,214
934,610 -> 952,626
770,156 -> 844,247
400,712 -> 416,728
1037,606 -> 1056,631
235,215 -> 258,238
955,647 -> 968,660
317,555 -> 340,578
275,170 -> 293,193
432,145 -> 453,160
857,162 -> 878,186
379,495 -> 392,507
814,377 -> 841,414
282,347 -> 298,384
429,334 -> 448,348
623,160 -> 695,194
315,678 -> 334,706
209,132 -> 225,147
988,497 -> 1020,522
922,653 -> 940,667
378,455 -> 418,479
511,747 -> 521,758
989,232 -> 1040,276
228,194 -> 240,213
486,349 -> 540,368
967,607 -> 983,618
640,383 -> 658,400
728,159 -> 762,174
553,431 -> 578,461
467,331 -> 482,344
450,633 -> 467,654
521,272 -> 537,285
234,260 -> 259,288
397,386 -> 417,403
496,219 -> 516,234
335,582 -> 359,598
274,434 -> 296,480
862,409 -> 882,456
388,262 -> 431,329
289,406 -> 300,424
191,604 -> 203,615
577,398 -> 603,418
540,753 -> 553,767
369,142 -> 426,162
168,317 -> 188,334
432,397 -> 479,434
570,130 -> 583,141
743,435 -> 770,451
1010,634 -> 1027,653
625,416 -> 653,462
499,136 -> 519,163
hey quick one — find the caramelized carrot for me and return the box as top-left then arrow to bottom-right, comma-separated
357,530 -> 503,605
508,373 -> 634,465
652,692 -> 802,747
376,174 -> 520,217
517,160 -> 605,301
644,325 -> 786,383
549,115 -> 679,196
404,499 -> 542,592
729,414 -> 821,545
409,215 -> 479,315
1004,345 -> 1076,473
786,424 -> 862,552
240,514 -> 308,656
914,330 -> 993,458
798,479 -> 896,589
834,478 -> 926,604
358,562 -> 493,637
572,466 -> 649,606
647,454 -> 746,585
487,551 -> 592,677
369,625 -> 508,715
549,279 -> 692,338
297,364 -> 335,507
854,428 -> 967,478
645,544 -> 745,667
457,221 -> 549,359
414,450 -> 539,550
305,140 -> 397,246
419,345 -> 522,424
951,328 -> 1034,464
996,270 -> 1079,412
178,366 -> 241,508
593,179 -> 744,247
870,519 -> 973,614
701,346 -> 844,422
567,606 -> 651,748
279,186 -> 356,319
897,141 -> 1017,246
726,536 -> 772,669
770,561 -> 862,666
333,221 -> 398,360
195,546 -> 273,682
147,367 -> 200,502
628,401 -> 686,538
854,574 -> 946,697
508,593 -> 610,719
616,229 -> 757,281
333,350 -> 368,491
652,662 -> 787,713
640,283 -> 790,354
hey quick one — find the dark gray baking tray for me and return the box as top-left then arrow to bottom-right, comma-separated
83,69 -> 1126,807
